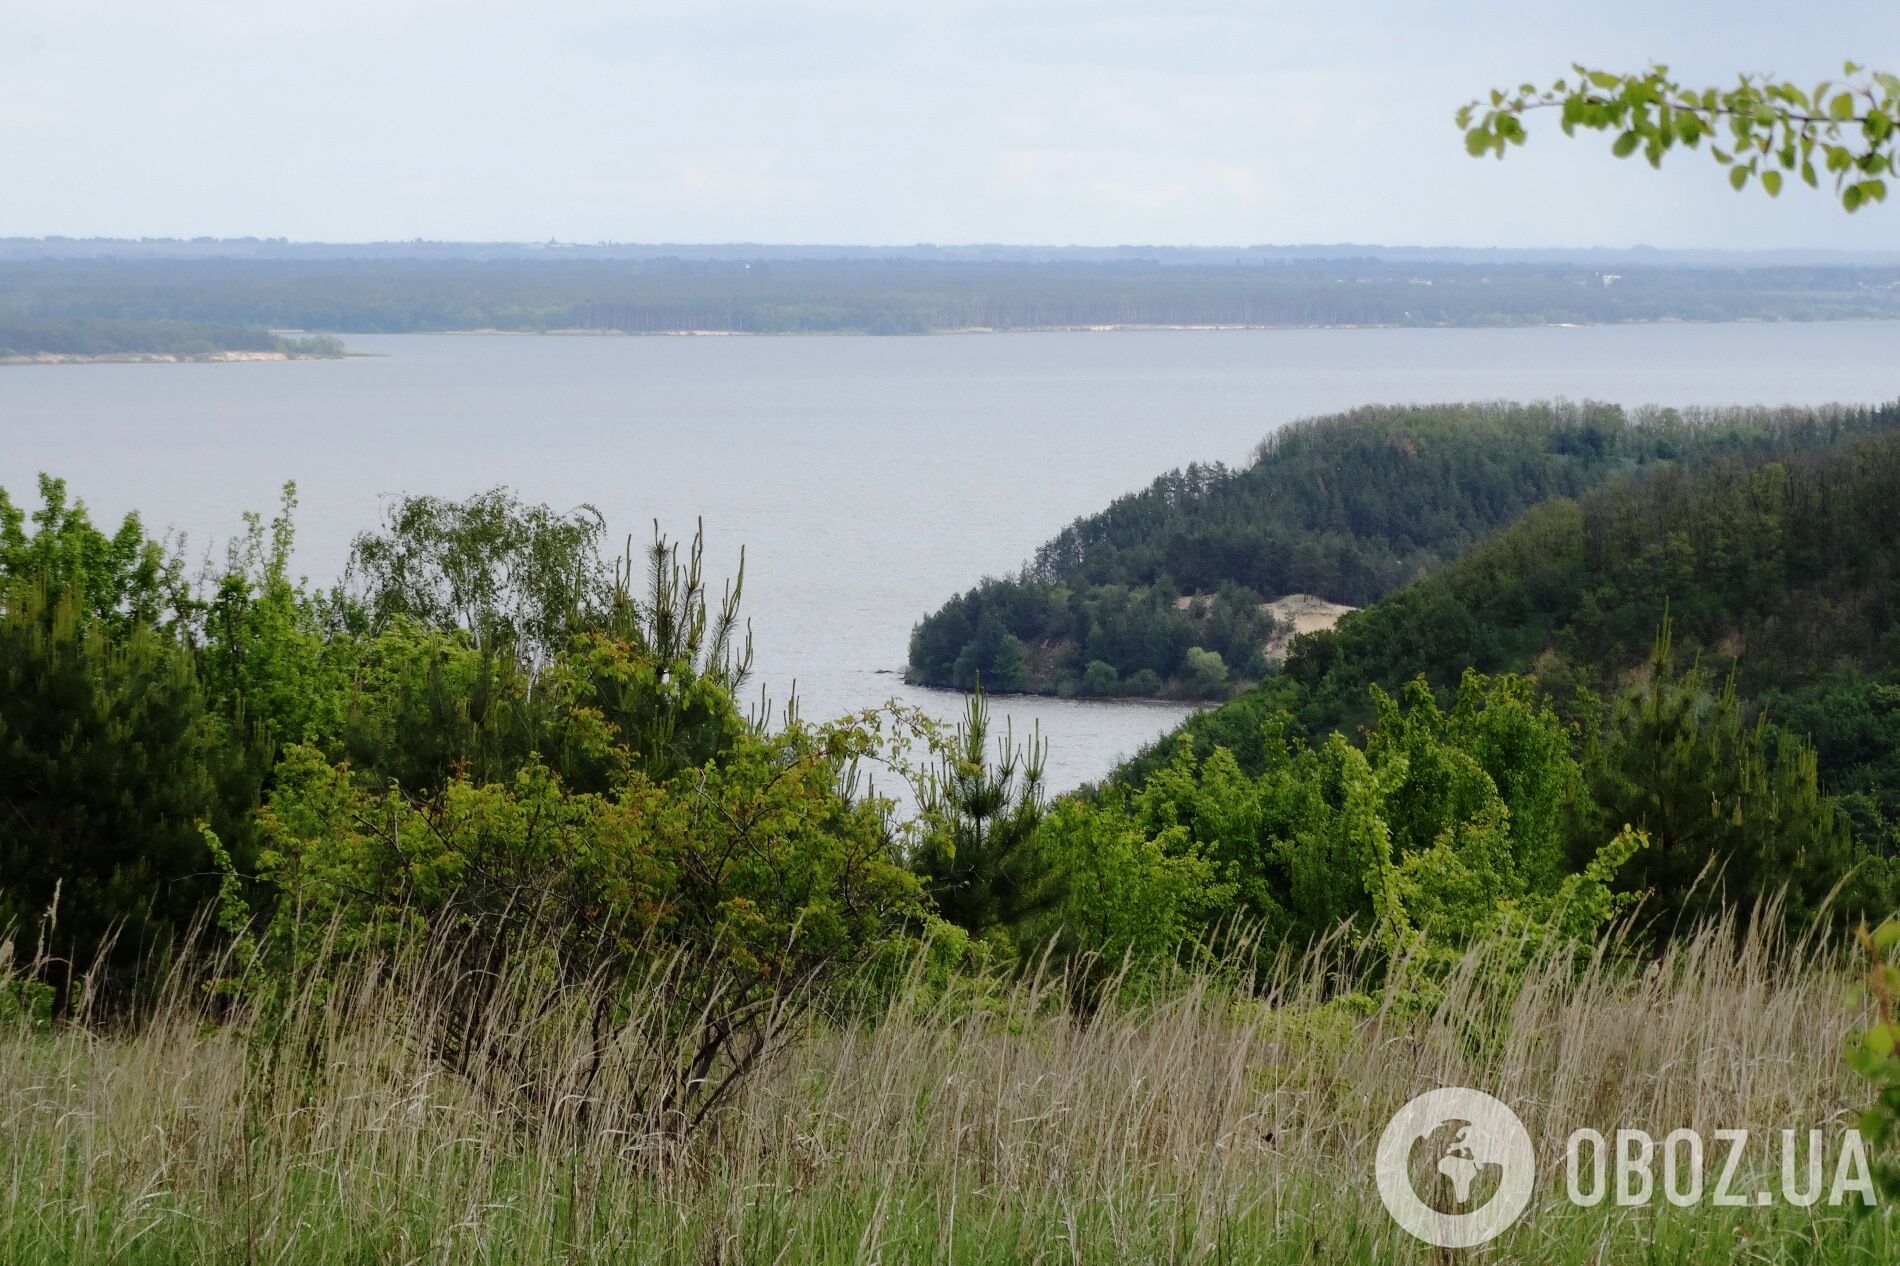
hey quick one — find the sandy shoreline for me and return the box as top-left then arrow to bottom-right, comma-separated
436,321 -> 1406,337
0,350 -> 353,366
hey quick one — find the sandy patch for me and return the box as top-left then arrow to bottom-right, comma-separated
1260,593 -> 1357,661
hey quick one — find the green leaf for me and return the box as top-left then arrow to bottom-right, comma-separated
1730,165 -> 1749,191
1761,170 -> 1783,196
1832,91 -> 1858,121
1612,131 -> 1640,158
1465,128 -> 1492,157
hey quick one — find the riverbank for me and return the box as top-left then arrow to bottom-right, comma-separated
1,348 -> 354,366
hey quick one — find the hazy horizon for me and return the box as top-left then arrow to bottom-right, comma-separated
5,2 -> 1898,251
10,237 -> 1900,265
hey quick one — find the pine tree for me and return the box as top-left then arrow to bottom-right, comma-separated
911,685 -> 1055,942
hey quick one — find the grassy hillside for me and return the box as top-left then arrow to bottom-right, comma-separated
910,401 -> 1900,698
6,459 -> 1898,1263
2,915 -> 1889,1264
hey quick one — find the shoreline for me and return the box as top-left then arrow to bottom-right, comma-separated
430,318 -> 1674,337
10,313 -> 1893,365
400,313 -> 1900,338
1,350 -> 358,366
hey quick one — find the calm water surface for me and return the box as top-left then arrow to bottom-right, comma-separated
6,324 -> 1899,788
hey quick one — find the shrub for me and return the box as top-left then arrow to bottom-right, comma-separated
260,711 -> 921,1136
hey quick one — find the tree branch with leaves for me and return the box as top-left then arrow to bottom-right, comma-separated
1459,62 -> 1899,210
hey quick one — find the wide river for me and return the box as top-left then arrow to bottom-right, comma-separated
6,323 -> 1899,789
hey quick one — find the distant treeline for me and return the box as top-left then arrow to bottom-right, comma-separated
6,257 -> 1900,335
0,315 -> 343,361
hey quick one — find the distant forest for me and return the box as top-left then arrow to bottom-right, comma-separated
1124,415 -> 1900,863
6,254 -> 1900,337
909,402 -> 1900,699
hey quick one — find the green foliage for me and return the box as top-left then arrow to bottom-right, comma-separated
1035,669 -> 1625,967
1183,646 -> 1229,697
261,710 -> 920,1132
279,332 -> 345,357
332,507 -> 754,793
0,479 -> 272,992
0,473 -> 786,1015
1461,62 -> 1900,212
1019,797 -> 1232,975
0,583 -> 266,988
0,474 -> 171,632
347,488 -> 610,665
249,518 -> 905,1130
194,483 -> 356,752
1577,622 -> 1885,930
0,977 -> 53,1034
1849,917 -> 1900,1201
910,688 -> 1054,946
1082,658 -> 1120,694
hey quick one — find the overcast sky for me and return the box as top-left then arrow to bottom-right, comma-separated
5,1 -> 1898,249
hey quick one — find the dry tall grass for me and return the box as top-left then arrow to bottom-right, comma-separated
0,911 -> 1890,1264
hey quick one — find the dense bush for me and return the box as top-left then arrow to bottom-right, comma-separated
0,480 -> 920,1061
0,478 -> 267,993
0,583 -> 266,994
1025,669 -> 1637,973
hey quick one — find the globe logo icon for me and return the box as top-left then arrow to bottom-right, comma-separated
1375,1087 -> 1536,1247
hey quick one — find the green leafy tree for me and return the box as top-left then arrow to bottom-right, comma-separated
346,488 -> 609,665
988,633 -> 1032,692
338,509 -> 752,795
195,483 -> 355,753
1183,646 -> 1229,697
0,474 -> 172,632
1460,62 -> 1900,211
1018,797 -> 1233,981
